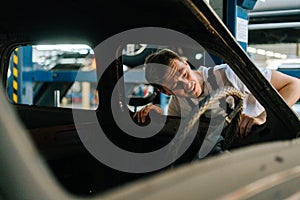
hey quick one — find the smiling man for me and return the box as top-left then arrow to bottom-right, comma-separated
134,48 -> 300,145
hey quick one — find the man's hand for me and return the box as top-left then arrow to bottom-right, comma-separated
133,104 -> 163,123
239,112 -> 266,138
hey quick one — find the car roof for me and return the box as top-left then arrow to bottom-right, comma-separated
0,0 -> 198,46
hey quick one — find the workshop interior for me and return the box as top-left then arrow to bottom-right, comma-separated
1,0 -> 300,199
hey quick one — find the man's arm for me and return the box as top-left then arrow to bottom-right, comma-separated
239,111 -> 266,138
270,70 -> 300,107
239,70 -> 300,138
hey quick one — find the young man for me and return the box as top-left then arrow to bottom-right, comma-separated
134,48 -> 300,139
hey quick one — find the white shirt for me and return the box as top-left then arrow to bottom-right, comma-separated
167,64 -> 272,118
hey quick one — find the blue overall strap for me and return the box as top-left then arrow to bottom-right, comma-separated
203,67 -> 226,157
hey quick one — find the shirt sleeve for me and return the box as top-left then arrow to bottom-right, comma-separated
224,64 -> 272,93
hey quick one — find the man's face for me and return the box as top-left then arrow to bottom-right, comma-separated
161,59 -> 203,98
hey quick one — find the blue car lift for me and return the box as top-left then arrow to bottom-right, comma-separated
7,46 -> 97,105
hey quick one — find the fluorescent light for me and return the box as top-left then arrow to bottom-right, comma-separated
281,54 -> 287,59
257,49 -> 266,55
274,53 -> 282,58
195,53 -> 203,60
266,51 -> 274,57
247,47 -> 256,53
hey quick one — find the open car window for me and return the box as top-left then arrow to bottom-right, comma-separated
122,44 -> 218,114
6,45 -> 98,110
247,43 -> 300,117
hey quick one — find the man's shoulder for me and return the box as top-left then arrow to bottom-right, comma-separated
214,63 -> 230,70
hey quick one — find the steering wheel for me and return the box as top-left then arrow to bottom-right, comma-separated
174,86 -> 244,153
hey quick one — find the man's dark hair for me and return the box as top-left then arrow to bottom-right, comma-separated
144,49 -> 185,93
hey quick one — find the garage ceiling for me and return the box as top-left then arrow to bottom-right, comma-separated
247,0 -> 300,66
248,0 -> 300,45
253,0 -> 300,11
